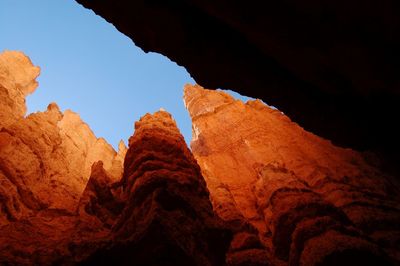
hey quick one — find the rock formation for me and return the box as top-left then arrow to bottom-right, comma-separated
0,51 -> 126,223
0,51 -> 126,264
1,50 -> 400,265
75,0 -> 400,171
184,84 -> 400,265
80,110 -> 232,265
0,50 -> 40,128
0,51 -> 232,265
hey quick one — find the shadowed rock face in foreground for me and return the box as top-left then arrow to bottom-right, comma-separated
76,0 -> 400,172
81,110 -> 232,266
0,52 -> 399,265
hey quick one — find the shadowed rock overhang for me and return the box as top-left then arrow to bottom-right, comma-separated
76,0 -> 400,174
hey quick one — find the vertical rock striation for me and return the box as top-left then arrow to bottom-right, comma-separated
184,84 -> 400,265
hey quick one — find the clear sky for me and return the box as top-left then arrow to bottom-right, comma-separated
0,0 -> 251,149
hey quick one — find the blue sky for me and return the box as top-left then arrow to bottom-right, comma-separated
0,0 -> 251,148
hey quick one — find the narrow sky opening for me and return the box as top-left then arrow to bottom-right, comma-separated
0,1 -> 255,149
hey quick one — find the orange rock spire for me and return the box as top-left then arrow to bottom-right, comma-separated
184,84 -> 400,265
1,51 -> 399,265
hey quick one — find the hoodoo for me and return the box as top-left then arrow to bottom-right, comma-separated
81,110 -> 233,265
0,51 -> 399,265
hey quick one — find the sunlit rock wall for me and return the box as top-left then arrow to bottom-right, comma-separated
184,84 -> 400,265
0,51 -> 126,264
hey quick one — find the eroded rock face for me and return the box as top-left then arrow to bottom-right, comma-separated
2,50 -> 399,265
81,110 -> 232,265
0,50 -> 40,128
0,51 -> 126,225
184,84 -> 400,265
0,54 -> 232,265
0,51 -> 126,264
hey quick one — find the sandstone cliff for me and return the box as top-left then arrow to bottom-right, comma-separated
1,50 -> 399,265
0,50 -> 39,128
184,84 -> 400,265
0,51 -> 126,264
0,51 -> 232,265
0,51 -> 126,223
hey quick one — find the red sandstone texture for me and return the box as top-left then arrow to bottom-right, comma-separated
0,51 -> 126,224
1,50 -> 399,265
0,51 -> 126,264
0,51 -> 232,265
80,110 -> 232,265
184,84 -> 400,265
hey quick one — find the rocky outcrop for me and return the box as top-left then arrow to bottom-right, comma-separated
0,51 -> 126,264
2,50 -> 400,265
184,84 -> 400,265
81,110 -> 232,265
0,51 -> 126,225
0,50 -> 40,128
0,57 -> 232,266
77,161 -> 123,229
75,0 -> 400,168
0,161 -> 123,266
1,50 -> 231,265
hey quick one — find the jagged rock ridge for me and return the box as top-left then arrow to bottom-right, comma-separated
1,51 -> 399,265
0,51 -> 127,264
0,51 -> 232,265
184,84 -> 400,265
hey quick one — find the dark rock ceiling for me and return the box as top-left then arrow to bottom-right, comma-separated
76,0 -> 400,173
